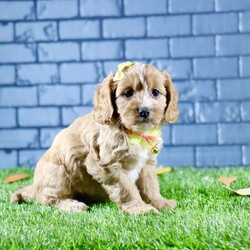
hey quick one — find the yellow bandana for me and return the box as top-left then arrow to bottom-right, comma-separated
113,61 -> 134,81
128,127 -> 162,154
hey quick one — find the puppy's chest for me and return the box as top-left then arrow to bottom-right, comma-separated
126,145 -> 151,183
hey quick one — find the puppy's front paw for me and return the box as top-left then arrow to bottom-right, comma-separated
151,198 -> 177,210
121,202 -> 158,215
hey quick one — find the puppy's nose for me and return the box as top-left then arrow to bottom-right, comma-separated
139,107 -> 150,118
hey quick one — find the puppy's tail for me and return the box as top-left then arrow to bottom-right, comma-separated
11,185 -> 34,203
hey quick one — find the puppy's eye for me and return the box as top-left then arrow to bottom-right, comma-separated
152,89 -> 159,97
124,89 -> 134,98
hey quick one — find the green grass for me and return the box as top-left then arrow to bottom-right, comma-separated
1,167 -> 250,250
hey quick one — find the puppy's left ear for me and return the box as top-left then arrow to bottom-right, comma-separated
93,73 -> 116,125
163,71 -> 179,124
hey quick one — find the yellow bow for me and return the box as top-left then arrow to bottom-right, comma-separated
113,61 -> 134,81
128,127 -> 162,154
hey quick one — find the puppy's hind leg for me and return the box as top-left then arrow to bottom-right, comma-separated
11,185 -> 34,203
36,187 -> 89,212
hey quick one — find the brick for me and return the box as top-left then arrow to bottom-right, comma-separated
40,128 -> 61,148
177,103 -> 194,123
39,42 -> 80,62
0,108 -> 16,128
126,39 -> 168,59
176,81 -> 216,102
0,150 -> 17,169
124,0 -> 167,15
219,123 -> 250,144
0,87 -> 37,107
161,126 -> 171,146
196,146 -> 242,167
172,124 -> 217,145
60,63 -> 100,84
217,34 -> 250,56
0,44 -> 36,63
82,84 -> 96,105
18,107 -> 60,127
0,22 -> 13,41
215,0 -> 250,11
37,0 -> 77,19
240,12 -> 250,32
243,146 -> 250,165
62,107 -> 92,126
150,59 -> 192,79
39,85 -> 81,106
103,18 -> 145,38
170,36 -> 214,58
195,102 -> 240,123
0,1 -> 34,20
148,16 -> 191,37
240,57 -> 250,77
60,20 -> 100,39
193,58 -> 238,78
193,13 -> 238,35
103,61 -> 125,75
218,79 -> 250,100
169,0 -> 214,13
17,64 -> 59,85
241,101 -> 250,121
0,129 -> 38,149
0,66 -> 15,85
16,21 -> 57,42
80,0 -> 122,17
82,41 -> 123,60
19,150 -> 45,168
158,146 -> 194,166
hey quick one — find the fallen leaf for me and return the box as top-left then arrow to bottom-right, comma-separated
218,176 -> 237,187
157,167 -> 172,175
222,185 -> 250,196
3,173 -> 29,184
233,188 -> 250,196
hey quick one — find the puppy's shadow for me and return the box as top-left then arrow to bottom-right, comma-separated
73,193 -> 111,211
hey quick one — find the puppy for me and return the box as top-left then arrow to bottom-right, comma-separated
12,62 -> 179,215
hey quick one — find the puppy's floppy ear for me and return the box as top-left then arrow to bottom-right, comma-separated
93,73 -> 116,125
163,71 -> 179,124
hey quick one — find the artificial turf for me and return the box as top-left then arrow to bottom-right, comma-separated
0,167 -> 250,250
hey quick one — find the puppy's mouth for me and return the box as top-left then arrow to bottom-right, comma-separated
132,117 -> 155,132
139,117 -> 149,123
121,109 -> 157,132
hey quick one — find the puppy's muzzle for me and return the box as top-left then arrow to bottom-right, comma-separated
139,107 -> 150,119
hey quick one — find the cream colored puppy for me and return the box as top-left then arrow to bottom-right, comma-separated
12,62 -> 179,214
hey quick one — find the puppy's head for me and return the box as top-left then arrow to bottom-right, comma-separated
93,62 -> 179,132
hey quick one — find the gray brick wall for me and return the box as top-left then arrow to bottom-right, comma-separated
0,0 -> 249,168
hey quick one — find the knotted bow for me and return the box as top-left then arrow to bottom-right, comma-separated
128,127 -> 162,154
113,61 -> 134,81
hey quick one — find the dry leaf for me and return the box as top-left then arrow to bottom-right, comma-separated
157,167 -> 172,175
223,184 -> 250,196
233,188 -> 250,196
3,173 -> 29,184
218,176 -> 237,187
